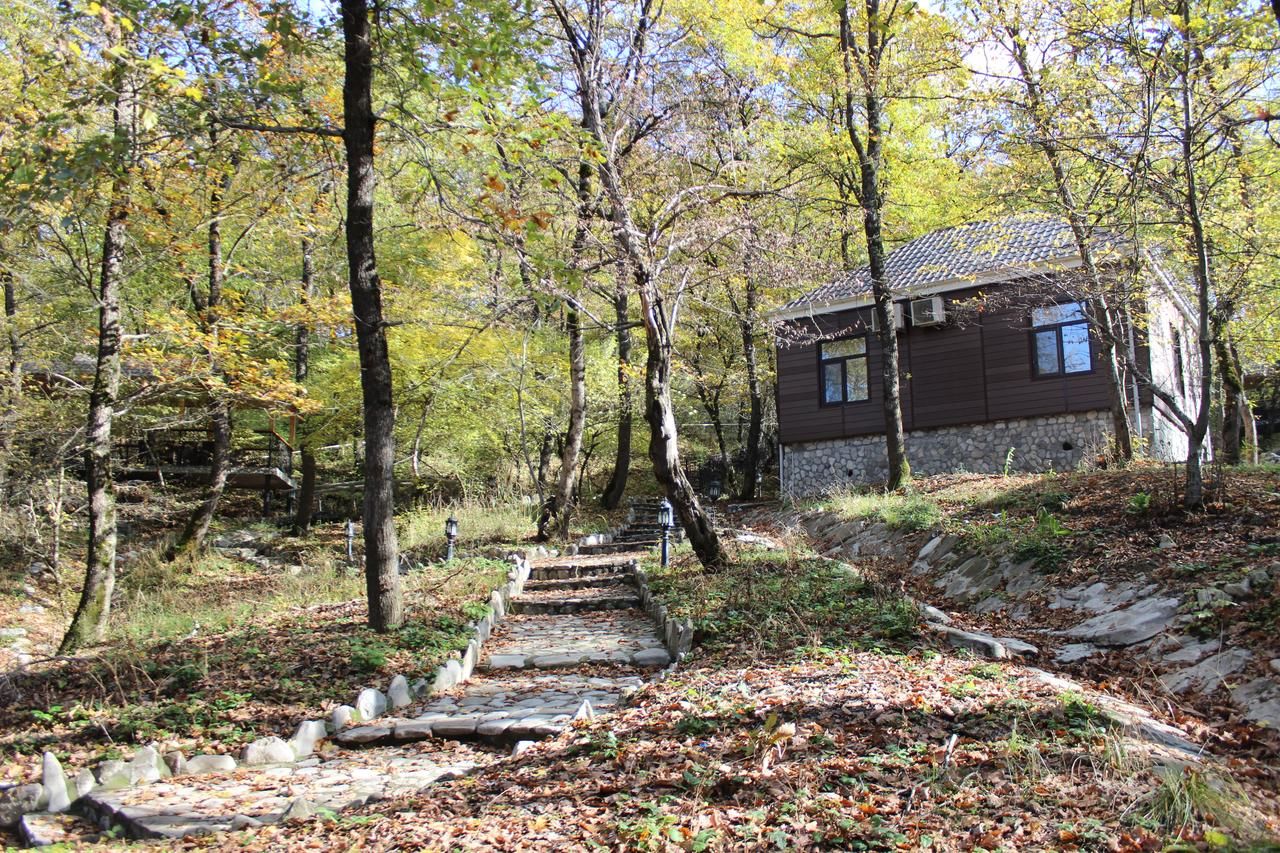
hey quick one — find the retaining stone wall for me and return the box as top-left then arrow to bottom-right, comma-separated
782,410 -> 1114,496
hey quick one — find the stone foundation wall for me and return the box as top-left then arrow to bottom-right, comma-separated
781,410 -> 1115,496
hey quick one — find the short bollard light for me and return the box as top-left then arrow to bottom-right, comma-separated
445,514 -> 459,562
658,498 -> 674,568
707,479 -> 722,501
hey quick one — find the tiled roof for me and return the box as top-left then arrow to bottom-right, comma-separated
780,215 -> 1118,313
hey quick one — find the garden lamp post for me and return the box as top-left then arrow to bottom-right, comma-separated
658,498 -> 673,568
708,479 -> 722,502
445,514 -> 459,562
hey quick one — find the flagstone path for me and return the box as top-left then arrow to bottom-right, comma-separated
23,523 -> 673,845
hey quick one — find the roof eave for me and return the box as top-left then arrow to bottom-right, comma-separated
771,255 -> 1086,322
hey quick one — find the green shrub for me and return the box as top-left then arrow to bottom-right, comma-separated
349,637 -> 390,673
1126,492 -> 1152,515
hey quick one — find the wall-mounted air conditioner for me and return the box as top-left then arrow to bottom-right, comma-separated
870,302 -> 905,332
910,296 -> 945,327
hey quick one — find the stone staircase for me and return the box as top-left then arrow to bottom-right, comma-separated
574,498 -> 682,557
329,551 -> 672,752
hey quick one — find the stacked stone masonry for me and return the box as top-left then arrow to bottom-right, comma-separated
783,410 -> 1115,495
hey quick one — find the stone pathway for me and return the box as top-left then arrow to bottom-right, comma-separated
333,550 -> 671,748
13,514 -> 676,845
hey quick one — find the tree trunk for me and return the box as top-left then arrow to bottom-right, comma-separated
170,130 -> 234,558
538,158 -> 592,541
292,231 -> 317,535
0,268 -> 20,501
342,0 -> 402,630
738,272 -> 763,500
294,451 -> 317,533
1005,32 -> 1133,462
1215,336 -> 1255,465
840,0 -> 909,490
61,74 -> 131,653
600,269 -> 632,509
171,402 -> 231,555
1093,300 -> 1134,461
535,417 -> 554,501
1177,0 -> 1214,509
538,299 -> 587,541
638,269 -> 725,568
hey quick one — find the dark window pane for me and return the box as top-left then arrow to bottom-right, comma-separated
823,362 -> 844,403
1062,323 -> 1091,373
1032,302 -> 1086,327
1035,330 -> 1060,375
846,358 -> 869,401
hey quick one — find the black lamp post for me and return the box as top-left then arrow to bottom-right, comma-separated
707,479 -> 722,502
658,498 -> 673,568
445,514 -> 459,562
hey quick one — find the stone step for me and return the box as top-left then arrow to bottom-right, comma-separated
484,646 -> 671,670
524,573 -> 635,592
615,533 -> 678,544
74,745 -> 479,841
335,674 -> 644,747
577,541 -> 657,555
334,711 -> 575,747
529,561 -> 633,582
511,593 -> 641,616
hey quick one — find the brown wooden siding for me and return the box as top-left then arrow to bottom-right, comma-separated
776,284 -> 1124,445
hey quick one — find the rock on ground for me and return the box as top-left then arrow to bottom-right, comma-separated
241,737 -> 296,766
1063,597 -> 1180,647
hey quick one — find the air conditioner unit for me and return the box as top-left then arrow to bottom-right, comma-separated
870,302 -> 905,332
910,296 -> 945,327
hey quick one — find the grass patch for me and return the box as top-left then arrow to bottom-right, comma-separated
645,545 -> 919,654
820,490 -> 943,532
1138,768 -> 1258,841
114,546 -> 363,644
400,501 -> 534,557
400,499 -> 617,556
956,508 -> 1074,568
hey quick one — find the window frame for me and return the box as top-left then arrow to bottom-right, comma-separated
1029,301 -> 1094,379
817,334 -> 871,406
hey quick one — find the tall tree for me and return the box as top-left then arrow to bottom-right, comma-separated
62,17 -> 133,651
837,0 -> 909,490
548,0 -> 726,568
341,0 -> 402,629
537,156 -> 594,541
599,260 -> 633,509
169,128 -> 237,558
768,0 -> 959,489
992,7 -> 1136,462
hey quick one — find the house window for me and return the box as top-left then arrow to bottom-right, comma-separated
820,336 -> 869,404
1170,326 -> 1186,397
1031,302 -> 1091,377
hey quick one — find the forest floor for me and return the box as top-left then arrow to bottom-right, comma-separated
188,539 -> 1279,851
798,465 -> 1280,763
2,469 -> 1279,850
